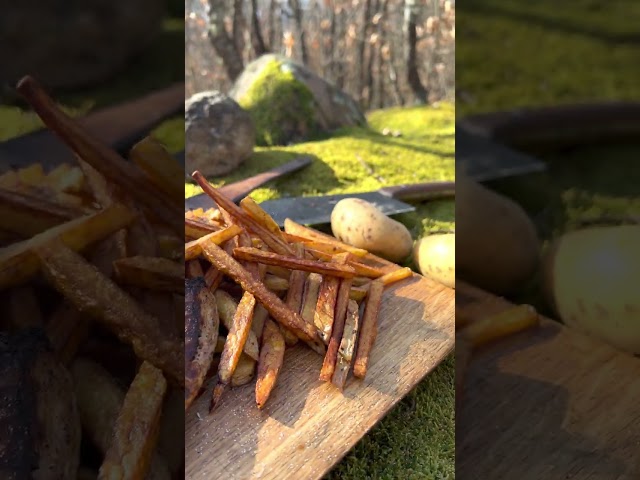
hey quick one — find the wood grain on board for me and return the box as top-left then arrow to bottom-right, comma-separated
456,280 -> 640,480
185,273 -> 454,480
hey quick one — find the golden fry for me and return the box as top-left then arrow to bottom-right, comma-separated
283,218 -> 371,256
264,274 -> 289,292
185,259 -> 204,278
239,196 -> 287,243
37,243 -> 183,386
353,280 -> 384,379
129,136 -> 184,202
332,299 -> 360,389
313,276 -> 340,345
307,248 -> 385,278
0,202 -> 134,289
460,304 -> 539,348
213,290 -> 260,361
185,225 -> 242,261
204,265 -> 224,290
300,273 -> 322,325
281,243 -> 308,346
233,247 -> 356,278
99,361 -> 167,480
113,256 -> 183,293
231,354 -> 257,387
255,319 -> 285,409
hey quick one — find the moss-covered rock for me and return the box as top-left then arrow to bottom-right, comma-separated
231,54 -> 366,147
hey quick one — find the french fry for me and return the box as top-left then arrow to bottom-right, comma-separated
283,218 -> 372,257
0,202 -> 135,289
266,265 -> 291,280
204,265 -> 224,290
313,276 -> 340,344
0,187 -> 89,236
353,280 -> 384,378
460,305 -> 539,348
377,266 -> 413,286
17,76 -> 182,235
319,254 -> 353,380
99,361 -> 167,480
213,290 -> 260,361
211,291 -> 256,411
16,163 -> 45,186
231,354 -> 257,387
307,248 -> 385,278
255,319 -> 285,409
264,274 -> 289,292
36,242 -> 183,386
157,233 -> 182,261
192,171 -> 294,255
251,304 -> 269,343
201,241 -> 324,353
46,163 -> 85,193
239,196 -> 287,243
281,243 -> 308,346
232,247 -> 357,278
300,273 -> 323,325
302,240 -> 368,258
71,359 -> 171,480
129,136 -> 184,202
185,225 -> 243,261
349,286 -> 368,302
185,217 -> 221,239
47,302 -> 89,365
332,299 -> 360,389
185,278 -> 219,410
113,256 -> 183,293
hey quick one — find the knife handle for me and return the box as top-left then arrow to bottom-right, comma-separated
378,181 -> 455,202
458,102 -> 640,151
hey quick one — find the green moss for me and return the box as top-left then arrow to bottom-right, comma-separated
236,58 -> 320,146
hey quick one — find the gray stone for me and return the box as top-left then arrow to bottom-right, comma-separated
0,0 -> 164,89
230,54 -> 367,146
185,91 -> 255,177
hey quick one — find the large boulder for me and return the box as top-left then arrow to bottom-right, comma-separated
230,54 -> 367,146
0,0 -> 165,89
185,91 -> 255,177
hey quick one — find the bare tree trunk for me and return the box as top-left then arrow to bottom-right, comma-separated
375,0 -> 389,108
232,0 -> 245,60
288,0 -> 309,64
250,0 -> 269,56
267,0 -> 277,50
334,3 -> 346,89
207,0 -> 244,81
403,0 -> 428,104
356,0 -> 372,104
363,0 -> 379,109
325,1 -> 337,81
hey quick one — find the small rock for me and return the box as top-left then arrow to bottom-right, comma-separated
392,130 -> 402,138
381,128 -> 391,136
185,91 -> 255,178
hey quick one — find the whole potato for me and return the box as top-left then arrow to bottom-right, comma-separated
456,176 -> 540,295
542,224 -> 640,354
413,233 -> 455,288
331,198 -> 413,263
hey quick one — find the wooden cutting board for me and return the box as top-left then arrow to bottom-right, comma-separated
185,273 -> 454,479
456,280 -> 640,479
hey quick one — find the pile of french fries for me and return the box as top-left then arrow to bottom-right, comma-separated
0,76 -> 184,478
185,172 -> 414,412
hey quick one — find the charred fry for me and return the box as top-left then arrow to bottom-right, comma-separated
332,299 -> 360,389
353,280 -> 384,379
255,319 -> 285,409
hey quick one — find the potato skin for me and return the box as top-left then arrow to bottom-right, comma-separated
456,176 -> 540,295
413,233 -> 455,288
543,225 -> 640,354
330,198 -> 413,263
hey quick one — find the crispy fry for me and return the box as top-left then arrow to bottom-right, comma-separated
185,217 -> 220,239
0,187 -> 89,236
185,225 -> 242,261
185,259 -> 204,278
231,354 -> 257,387
353,280 -> 384,379
255,319 -> 285,409
351,276 -> 372,287
378,266 -> 413,286
113,256 -> 182,293
251,304 -> 269,343
233,247 -> 356,278
46,163 -> 85,193
192,171 -> 294,255
281,243 -> 308,346
306,248 -> 385,278
204,265 -> 224,290
319,254 -> 353,380
460,305 -> 540,348
284,218 -> 372,257
302,240 -> 368,258
16,163 -> 45,186
71,359 -> 171,480
313,277 -> 340,344
266,265 -> 291,280
201,241 -> 324,353
157,233 -> 182,261
17,76 -> 182,235
213,290 -> 260,361
239,196 -> 287,243
301,273 -> 323,325
185,278 -> 219,410
0,202 -> 135,289
129,136 -> 184,202
36,242 -> 183,386
332,299 -> 360,389
211,291 -> 256,411
99,361 -> 167,480
349,286 -> 368,302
